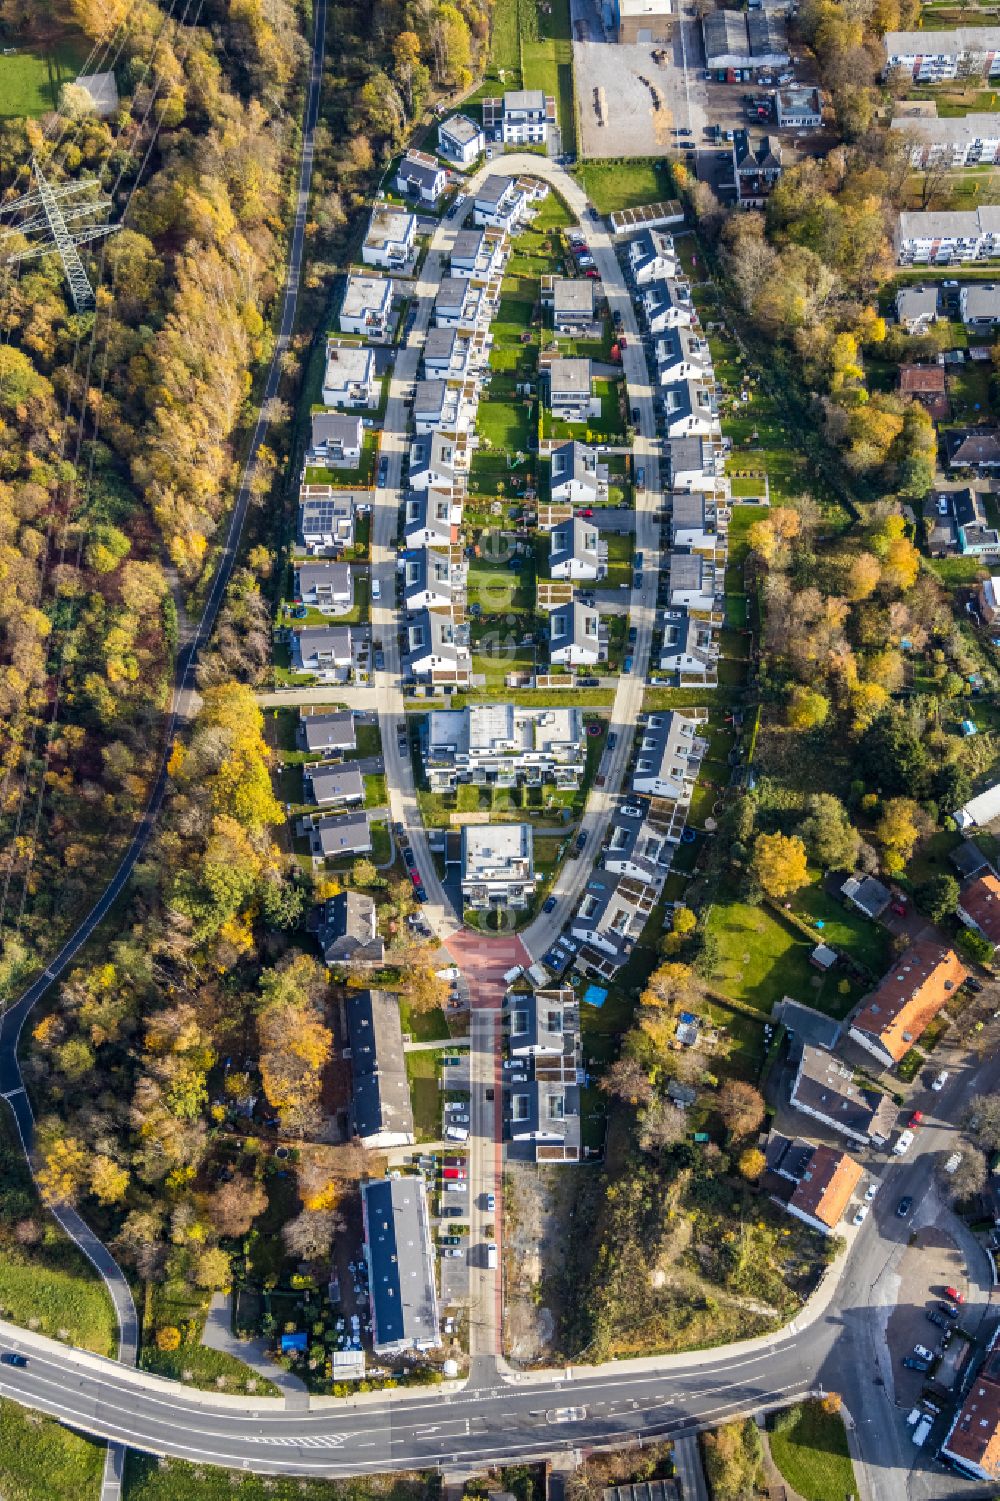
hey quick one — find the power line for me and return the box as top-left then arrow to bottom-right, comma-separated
0,161 -> 119,311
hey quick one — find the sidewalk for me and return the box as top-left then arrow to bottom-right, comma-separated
201,1293 -> 309,1404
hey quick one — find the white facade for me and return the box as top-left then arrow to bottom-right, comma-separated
361,207 -> 416,268
438,113 -> 485,165
883,27 -> 1000,81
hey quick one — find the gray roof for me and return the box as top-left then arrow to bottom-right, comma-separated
670,552 -> 707,592
404,545 -> 459,606
572,870 -> 653,963
657,326 -> 712,375
348,989 -> 413,1141
303,761 -> 364,805
477,174 -> 514,208
896,285 -> 940,320
509,990 -> 572,1053
551,516 -> 600,573
294,561 -> 352,599
504,88 -> 547,111
363,1176 -> 439,1351
423,325 -> 458,362
951,838 -> 990,879
670,492 -> 709,531
298,490 -> 355,544
840,872 -> 891,919
659,607 -> 717,668
293,625 -> 353,667
703,8 -> 750,60
790,1045 -> 895,1143
662,377 -> 717,426
451,228 -> 487,263
549,357 -> 592,394
549,599 -> 600,656
632,709 -> 703,793
299,709 -> 356,752
435,276 -> 468,313
962,283 -> 1000,321
407,607 -> 470,667
668,434 -> 721,480
405,491 -> 453,547
316,889 -> 384,964
550,440 -> 600,496
553,278 -> 594,315
440,112 -> 481,145
310,412 -> 363,447
398,154 -> 443,192
310,810 -> 371,858
746,9 -> 788,55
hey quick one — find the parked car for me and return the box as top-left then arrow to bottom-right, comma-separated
864,1180 -> 879,1201
902,1356 -> 931,1372
913,1344 -> 935,1362
410,868 -> 422,887
907,1110 -> 924,1127
542,895 -> 557,913
576,831 -> 588,850
894,1129 -> 915,1155
896,1196 -> 913,1218
927,1310 -> 950,1331
442,1247 -> 463,1259
402,847 -> 415,868
931,1069 -> 950,1091
945,1286 -> 965,1304
486,1192 -> 496,1213
853,1205 -> 869,1226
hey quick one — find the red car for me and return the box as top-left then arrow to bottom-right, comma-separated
908,1110 -> 924,1127
410,869 -> 422,888
576,508 -> 594,518
442,1167 -> 467,1180
945,1286 -> 965,1304
585,269 -> 600,279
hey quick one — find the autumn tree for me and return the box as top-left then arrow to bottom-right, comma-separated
600,1055 -> 655,1107
873,796 -> 923,875
786,685 -> 830,732
737,1147 -> 766,1181
797,793 -> 860,872
257,954 -> 332,1137
638,1099 -> 686,1154
283,1208 -> 338,1261
718,1080 -> 766,1140
207,1176 -> 269,1238
751,832 -> 809,899
940,1146 -> 987,1203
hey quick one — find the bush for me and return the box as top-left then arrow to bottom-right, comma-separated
155,1325 -> 181,1352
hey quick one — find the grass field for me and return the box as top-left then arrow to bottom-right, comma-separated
124,1454 -> 436,1501
0,1398 -> 104,1501
575,159 -> 674,214
142,1343 -> 278,1396
769,1401 -> 857,1501
405,1049 -> 444,1139
0,37 -> 88,118
704,882 -> 862,1018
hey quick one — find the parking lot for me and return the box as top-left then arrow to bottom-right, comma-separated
887,1224 -> 970,1407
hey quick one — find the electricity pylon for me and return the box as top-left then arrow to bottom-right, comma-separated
0,157 -> 119,312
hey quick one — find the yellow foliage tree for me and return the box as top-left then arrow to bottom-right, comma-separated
36,1135 -> 89,1204
751,832 -> 809,899
89,1155 -> 130,1206
156,1325 -> 182,1352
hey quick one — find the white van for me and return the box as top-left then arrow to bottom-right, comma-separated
445,1125 -> 469,1142
486,1242 -> 498,1270
912,1416 -> 933,1448
372,578 -> 381,601
503,964 -> 524,984
893,1129 -> 915,1156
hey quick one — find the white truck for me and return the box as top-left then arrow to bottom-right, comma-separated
911,1415 -> 933,1448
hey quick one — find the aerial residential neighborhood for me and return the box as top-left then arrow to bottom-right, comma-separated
4,0 -> 1000,1498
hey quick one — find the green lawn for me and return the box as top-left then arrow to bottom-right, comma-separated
405,1049 -> 444,1139
575,159 -> 675,214
604,530 -> 633,588
141,1343 -> 278,1396
522,41 -> 576,155
0,37 -> 89,118
0,1398 -> 104,1501
400,1001 -> 450,1042
124,1454 -> 434,1501
704,882 -> 862,1018
791,880 -> 891,977
769,1402 -> 858,1501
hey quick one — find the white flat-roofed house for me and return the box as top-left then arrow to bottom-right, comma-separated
661,379 -> 720,438
883,27 -> 1000,82
549,600 -> 601,666
291,625 -> 355,678
549,441 -> 606,506
406,608 -> 471,684
293,561 -> 354,615
403,546 -> 466,612
321,341 -> 377,409
668,435 -> 726,492
631,710 -> 706,800
670,490 -> 725,554
627,227 -> 678,285
461,822 -> 536,911
412,378 -> 470,435
422,327 -> 473,380
545,277 -> 595,332
483,89 -> 557,145
450,227 -> 507,282
423,703 -> 586,792
395,149 -> 447,204
474,175 -> 529,231
297,489 -> 356,553
340,273 -> 392,338
438,112 -> 485,166
307,413 -> 364,469
894,206 -> 1000,265
548,357 -> 597,424
361,206 -> 416,268
655,327 -> 713,386
642,277 -> 696,333
434,275 -> 486,331
669,551 -> 719,613
549,516 -> 604,581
